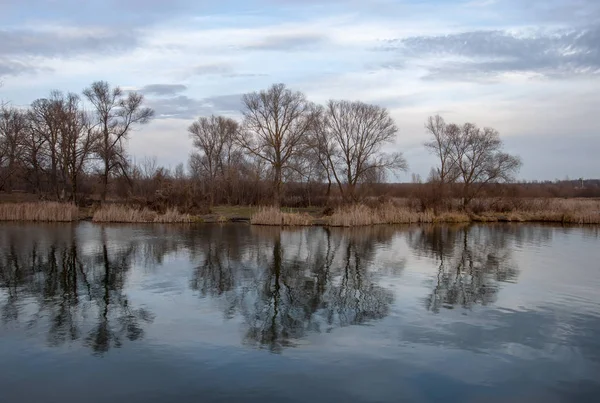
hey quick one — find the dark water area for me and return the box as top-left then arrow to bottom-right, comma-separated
0,223 -> 599,403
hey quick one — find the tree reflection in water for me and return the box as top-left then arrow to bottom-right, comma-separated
1,223 -> 400,354
0,224 -> 153,355
2,222 -> 551,354
408,224 -> 544,313
190,226 -> 398,353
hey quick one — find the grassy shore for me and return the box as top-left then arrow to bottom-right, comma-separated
251,199 -> 600,226
250,206 -> 314,226
92,205 -> 192,223
0,198 -> 598,225
0,202 -> 79,222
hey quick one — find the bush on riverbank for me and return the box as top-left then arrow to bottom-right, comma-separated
0,202 -> 79,222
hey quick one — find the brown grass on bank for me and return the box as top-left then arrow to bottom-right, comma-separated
469,198 -> 600,224
328,203 -> 438,226
0,202 -> 79,222
251,206 -> 313,226
92,205 -> 191,223
322,199 -> 600,227
249,199 -> 600,227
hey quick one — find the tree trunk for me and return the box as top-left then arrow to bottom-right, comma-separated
71,171 -> 78,205
101,163 -> 109,203
274,165 -> 282,207
51,151 -> 59,200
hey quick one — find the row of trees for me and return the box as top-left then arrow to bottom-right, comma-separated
188,84 -> 408,207
188,84 -> 520,208
1,81 -> 521,208
0,81 -> 153,202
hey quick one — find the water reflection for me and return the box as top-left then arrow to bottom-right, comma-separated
0,222 -> 595,355
0,223 -> 402,354
2,222 -> 600,402
191,226 -> 397,352
0,224 -> 153,355
409,225 -> 522,312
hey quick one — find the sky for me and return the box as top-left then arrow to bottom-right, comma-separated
0,0 -> 598,181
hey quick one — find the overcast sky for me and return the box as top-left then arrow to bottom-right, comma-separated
1,0 -> 598,180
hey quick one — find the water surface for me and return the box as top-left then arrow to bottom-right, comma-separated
1,223 -> 599,402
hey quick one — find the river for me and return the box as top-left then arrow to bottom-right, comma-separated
0,223 -> 599,402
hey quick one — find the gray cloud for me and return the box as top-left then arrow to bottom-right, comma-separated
223,73 -> 269,78
190,63 -> 234,76
185,63 -> 268,79
0,28 -> 140,57
244,32 -> 328,51
507,0 -> 600,25
147,94 -> 244,119
386,26 -> 600,80
140,84 -> 188,96
0,0 -> 202,28
0,59 -> 50,77
203,94 -> 244,111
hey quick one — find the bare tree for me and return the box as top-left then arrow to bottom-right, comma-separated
316,100 -> 407,202
424,115 -> 461,185
188,115 -> 239,207
0,106 -> 27,192
21,113 -> 47,192
29,92 -> 64,198
424,116 -> 522,208
83,81 -> 154,202
57,93 -> 98,203
452,123 -> 521,207
238,84 -> 315,207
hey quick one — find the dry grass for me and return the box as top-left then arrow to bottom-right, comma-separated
0,202 -> 79,222
434,211 -> 471,223
250,199 -> 600,227
327,199 -> 599,226
474,198 -> 600,224
328,203 -> 435,227
251,206 -> 313,226
93,205 -> 191,223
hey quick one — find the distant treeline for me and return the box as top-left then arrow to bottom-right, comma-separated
1,81 -> 595,211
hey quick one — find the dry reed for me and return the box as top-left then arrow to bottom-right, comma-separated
251,206 -> 313,226
328,203 -> 436,226
326,199 -> 599,226
245,199 -> 600,226
0,202 -> 79,222
250,199 -> 600,227
92,205 -> 191,223
485,198 -> 600,224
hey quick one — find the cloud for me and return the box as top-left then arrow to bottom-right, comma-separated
223,73 -> 269,78
244,32 -> 328,51
0,27 -> 140,57
385,26 -> 600,80
146,94 -> 244,119
0,59 -> 50,77
511,0 -> 600,25
140,84 -> 187,96
0,0 -> 204,28
183,63 -> 268,79
189,63 -> 234,76
203,94 -> 244,111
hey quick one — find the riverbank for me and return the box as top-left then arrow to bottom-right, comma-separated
0,199 -> 598,225
0,202 -> 80,222
251,200 -> 600,226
